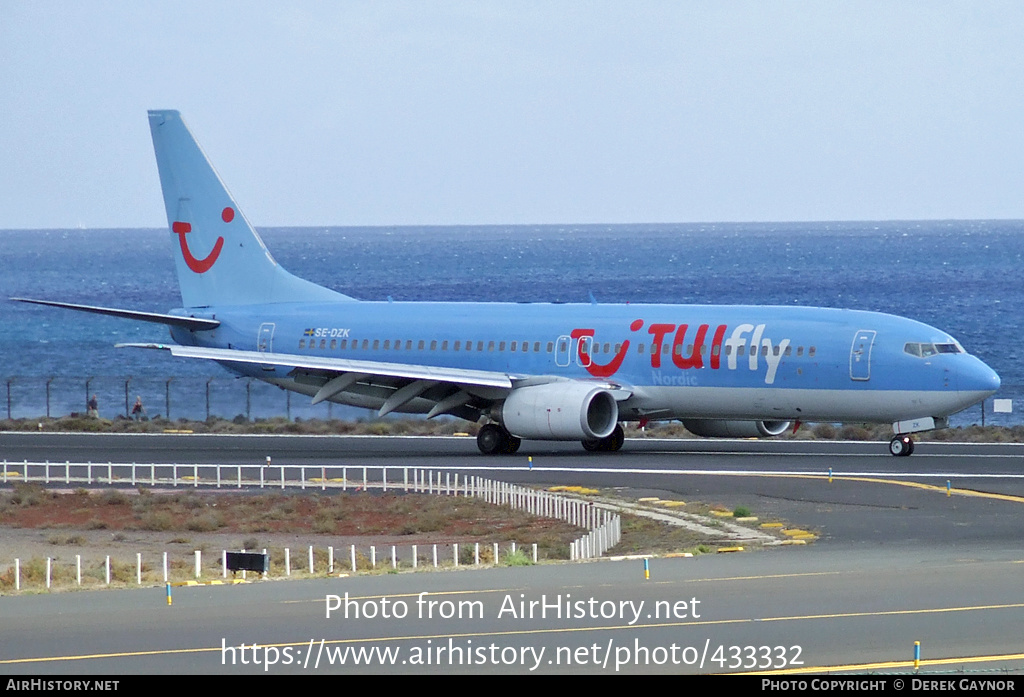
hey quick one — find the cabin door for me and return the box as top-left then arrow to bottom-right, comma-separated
849,330 -> 876,381
555,335 -> 571,367
258,323 -> 276,371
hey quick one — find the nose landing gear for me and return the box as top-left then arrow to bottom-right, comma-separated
889,434 -> 915,457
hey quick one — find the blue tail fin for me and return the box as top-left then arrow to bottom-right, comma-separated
148,110 -> 353,308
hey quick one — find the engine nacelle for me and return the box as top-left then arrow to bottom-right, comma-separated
682,419 -> 792,439
495,383 -> 618,440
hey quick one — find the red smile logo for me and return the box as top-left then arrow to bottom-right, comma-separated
172,208 -> 231,273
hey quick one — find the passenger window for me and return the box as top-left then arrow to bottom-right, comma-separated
383,340 -> 391,350
430,340 -> 437,351
454,341 -> 461,351
511,341 -> 517,352
417,340 -> 425,350
797,346 -> 803,357
340,339 -> 347,349
809,347 -> 816,357
442,341 -> 449,351
330,339 -> 337,350
489,341 -> 495,352
738,346 -> 745,356
478,341 -> 485,351
299,340 -> 305,349
499,342 -> 506,351
546,342 -> 554,353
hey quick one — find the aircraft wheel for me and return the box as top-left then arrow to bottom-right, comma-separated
582,424 -> 625,453
606,424 -> 625,452
889,435 -> 913,457
477,424 -> 507,455
503,435 -> 522,455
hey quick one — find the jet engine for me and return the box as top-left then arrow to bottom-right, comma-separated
494,382 -> 618,440
681,419 -> 792,438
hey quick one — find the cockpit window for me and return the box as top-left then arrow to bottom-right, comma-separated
904,342 -> 963,358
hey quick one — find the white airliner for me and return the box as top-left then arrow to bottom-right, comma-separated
13,111 -> 1000,456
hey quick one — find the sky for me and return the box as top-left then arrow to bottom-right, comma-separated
2,2 -> 1023,229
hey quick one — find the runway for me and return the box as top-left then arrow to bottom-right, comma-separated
1,434 -> 1024,675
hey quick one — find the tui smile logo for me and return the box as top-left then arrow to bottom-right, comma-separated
171,207 -> 232,273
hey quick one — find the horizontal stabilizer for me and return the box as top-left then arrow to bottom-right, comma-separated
11,298 -> 220,331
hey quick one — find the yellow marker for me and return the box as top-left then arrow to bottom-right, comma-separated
914,640 -> 921,670
643,558 -> 650,580
166,583 -> 172,606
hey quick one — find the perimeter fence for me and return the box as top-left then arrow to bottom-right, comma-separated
1,375 -> 369,423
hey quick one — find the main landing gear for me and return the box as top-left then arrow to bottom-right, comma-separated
889,434 -> 915,457
582,424 -> 625,453
477,423 -> 521,455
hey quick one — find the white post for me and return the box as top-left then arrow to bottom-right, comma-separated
454,543 -> 459,567
309,546 -> 314,574
371,545 -> 376,569
105,556 -> 110,585
533,543 -> 538,564
321,467 -> 326,491
391,545 -> 397,570
217,466 -> 221,488
412,545 -> 418,569
15,558 -> 20,591
301,466 -> 305,490
163,552 -> 168,583
432,544 -> 438,568
222,550 -> 227,578
193,464 -> 197,487
383,467 -> 387,493
46,557 -> 51,589
285,548 -> 291,576
281,466 -> 285,490
350,545 -> 356,572
363,466 -> 367,490
493,542 -> 498,564
195,550 -> 201,578
238,465 -> 242,489
137,553 -> 142,585
329,546 -> 334,574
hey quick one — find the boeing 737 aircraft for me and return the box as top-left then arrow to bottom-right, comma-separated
14,110 -> 1001,456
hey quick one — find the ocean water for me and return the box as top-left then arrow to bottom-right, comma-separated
0,221 -> 1021,425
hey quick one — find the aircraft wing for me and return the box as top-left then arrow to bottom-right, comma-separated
117,342 -> 632,419
118,343 -> 514,387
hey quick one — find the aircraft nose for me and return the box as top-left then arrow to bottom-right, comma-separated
959,357 -> 1000,397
